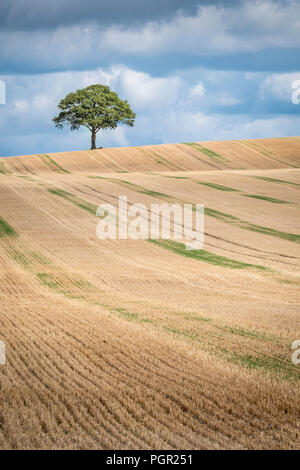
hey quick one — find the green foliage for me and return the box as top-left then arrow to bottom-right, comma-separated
0,161 -> 11,175
47,187 -> 97,214
119,179 -> 170,198
41,154 -> 70,174
0,216 -> 18,237
37,273 -> 61,290
204,207 -> 300,243
220,349 -> 300,382
198,182 -> 240,192
148,239 -> 269,270
53,84 -> 136,149
243,194 -> 290,204
252,176 -> 300,187
184,142 -> 229,163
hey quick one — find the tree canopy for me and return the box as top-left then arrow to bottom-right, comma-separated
53,84 -> 136,149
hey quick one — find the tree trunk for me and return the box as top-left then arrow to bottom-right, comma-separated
91,129 -> 96,150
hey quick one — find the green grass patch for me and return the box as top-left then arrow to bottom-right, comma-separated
204,207 -> 300,243
163,175 -> 190,180
48,188 -> 72,198
37,271 -> 97,296
29,251 -> 51,265
97,178 -> 172,199
239,221 -> 300,243
198,182 -> 239,192
88,175 -> 107,180
204,207 -> 239,221
89,176 -> 173,199
48,188 -> 97,215
223,325 -> 276,341
113,308 -> 139,321
251,176 -> 300,188
243,194 -> 291,204
277,278 -> 300,285
40,154 -> 70,174
74,201 -> 97,214
37,272 -> 62,290
184,142 -> 229,163
139,148 -> 183,171
240,141 -> 296,167
72,277 -> 98,292
0,161 -> 11,175
221,349 -> 300,382
17,175 -> 35,181
241,141 -> 274,158
112,308 -> 153,324
10,250 -> 51,269
120,179 -> 155,192
161,325 -> 194,338
140,189 -> 170,198
148,239 -> 268,270
186,315 -> 211,322
110,303 -> 298,383
0,216 -> 18,238
11,252 -> 30,267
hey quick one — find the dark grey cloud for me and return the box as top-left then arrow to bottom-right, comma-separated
0,0 -> 240,31
1,0 -> 299,75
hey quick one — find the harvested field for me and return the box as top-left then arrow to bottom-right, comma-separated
0,137 -> 299,449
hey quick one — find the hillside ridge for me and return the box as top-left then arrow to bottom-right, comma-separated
1,136 -> 300,175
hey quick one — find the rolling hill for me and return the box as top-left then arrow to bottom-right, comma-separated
0,137 -> 299,449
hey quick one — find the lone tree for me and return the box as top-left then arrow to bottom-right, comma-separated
53,84 -> 136,149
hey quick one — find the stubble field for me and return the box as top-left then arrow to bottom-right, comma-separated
0,137 -> 299,449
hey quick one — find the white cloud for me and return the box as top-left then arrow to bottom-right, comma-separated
215,92 -> 242,107
259,72 -> 300,102
220,115 -> 300,140
190,82 -> 205,98
148,111 -> 300,144
119,69 -> 182,110
14,100 -> 29,111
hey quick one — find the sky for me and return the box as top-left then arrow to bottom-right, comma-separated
0,0 -> 299,157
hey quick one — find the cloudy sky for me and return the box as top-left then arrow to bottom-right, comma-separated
0,0 -> 299,156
